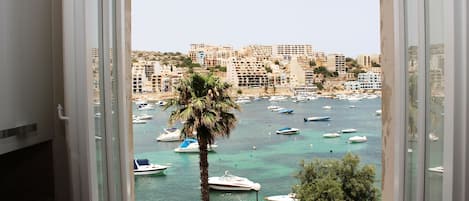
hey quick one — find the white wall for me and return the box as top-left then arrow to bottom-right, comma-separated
0,0 -> 55,154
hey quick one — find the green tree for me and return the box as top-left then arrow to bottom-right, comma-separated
237,89 -> 242,95
265,66 -> 273,73
309,60 -> 316,67
315,83 -> 324,90
165,73 -> 240,201
274,60 -> 280,65
294,153 -> 379,201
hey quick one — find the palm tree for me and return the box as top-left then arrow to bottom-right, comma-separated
164,73 -> 239,201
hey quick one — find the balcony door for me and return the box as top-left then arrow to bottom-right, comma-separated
62,0 -> 132,201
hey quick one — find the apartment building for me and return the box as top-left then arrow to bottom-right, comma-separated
326,53 -> 346,74
240,45 -> 273,60
188,44 -> 234,67
357,72 -> 381,90
226,57 -> 268,87
272,44 -> 313,57
357,54 -> 372,68
344,81 -> 361,91
288,58 -> 315,86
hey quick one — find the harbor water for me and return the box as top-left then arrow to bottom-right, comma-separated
134,97 -> 382,201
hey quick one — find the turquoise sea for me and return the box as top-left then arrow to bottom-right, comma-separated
134,97 -> 382,201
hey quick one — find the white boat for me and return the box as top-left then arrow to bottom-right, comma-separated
348,136 -> 367,143
235,99 -> 251,104
174,138 -> 218,153
137,103 -> 155,111
265,193 -> 298,201
348,96 -> 363,101
133,159 -> 169,176
267,105 -> 281,110
208,171 -> 261,191
323,133 -> 341,138
269,96 -> 288,101
367,94 -> 379,99
272,107 -> 285,112
349,105 -> 356,108
134,99 -> 147,105
376,110 -> 382,116
132,119 -> 147,124
307,96 -> 318,100
276,127 -> 300,135
340,128 -> 357,133
429,133 -> 439,141
304,116 -> 330,122
136,114 -> 153,120
428,166 -> 444,173
322,105 -> 332,110
278,109 -> 294,114
156,128 -> 182,142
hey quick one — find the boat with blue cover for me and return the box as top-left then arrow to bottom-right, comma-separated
174,138 -> 218,153
278,109 -> 294,114
133,159 -> 169,176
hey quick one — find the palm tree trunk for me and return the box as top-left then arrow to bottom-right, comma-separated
199,137 -> 210,201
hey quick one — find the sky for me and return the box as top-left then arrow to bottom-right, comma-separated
132,0 -> 380,57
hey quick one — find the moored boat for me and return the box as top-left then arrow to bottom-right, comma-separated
304,116 -> 330,122
375,109 -> 382,116
278,109 -> 294,114
208,171 -> 261,191
276,127 -> 300,135
265,193 -> 298,201
340,128 -> 357,133
428,166 -> 444,173
136,114 -> 153,120
133,159 -> 169,176
174,138 -> 218,153
322,133 -> 340,138
156,128 -> 182,142
137,103 -> 155,111
132,119 -> 147,124
348,136 -> 367,143
322,105 -> 332,110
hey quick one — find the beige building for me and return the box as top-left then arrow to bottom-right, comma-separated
226,57 -> 268,87
188,44 -> 234,67
326,53 -> 346,73
288,58 -> 315,86
272,44 -> 313,57
357,54 -> 372,68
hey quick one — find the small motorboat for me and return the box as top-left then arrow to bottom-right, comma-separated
208,171 -> 261,191
367,94 -> 379,99
278,109 -> 294,114
272,107 -> 285,112
265,193 -> 298,201
133,159 -> 169,176
174,138 -> 218,153
348,96 -> 363,101
322,105 -> 332,110
348,136 -> 367,143
136,114 -> 153,120
156,128 -> 182,142
340,128 -> 357,133
428,166 -> 444,173
376,110 -> 382,116
304,116 -> 330,122
349,105 -> 356,108
429,133 -> 439,141
137,103 -> 155,111
267,105 -> 280,110
276,127 -> 300,135
132,119 -> 147,124
322,133 -> 340,138
235,99 -> 251,104
269,96 -> 288,102
134,99 -> 147,105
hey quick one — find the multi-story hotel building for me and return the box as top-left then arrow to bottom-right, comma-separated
357,54 -> 372,68
326,53 -> 346,73
272,44 -> 313,57
188,44 -> 235,67
288,58 -> 315,86
357,72 -> 381,90
226,57 -> 268,87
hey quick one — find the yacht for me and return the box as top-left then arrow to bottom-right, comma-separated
265,193 -> 298,201
323,133 -> 341,138
348,136 -> 367,143
173,138 -> 218,153
428,166 -> 444,173
156,128 -> 182,142
276,127 -> 300,135
278,109 -> 294,114
137,103 -> 155,111
208,171 -> 261,191
322,105 -> 332,110
340,128 -> 357,133
304,116 -> 330,122
269,96 -> 288,102
132,119 -> 147,124
136,114 -> 153,120
376,110 -> 382,116
267,105 -> 281,110
133,159 -> 169,176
